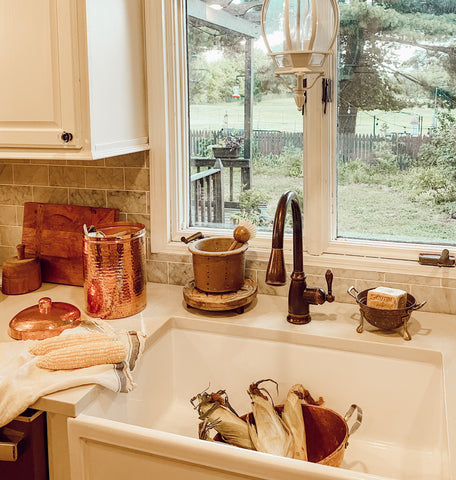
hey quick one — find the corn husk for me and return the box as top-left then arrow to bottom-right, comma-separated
247,389 -> 293,457
194,393 -> 254,450
282,384 -> 308,460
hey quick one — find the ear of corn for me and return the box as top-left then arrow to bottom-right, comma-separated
36,339 -> 126,370
282,384 -> 308,460
198,400 -> 254,450
29,332 -> 114,356
248,393 -> 293,457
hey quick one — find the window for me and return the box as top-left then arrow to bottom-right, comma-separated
336,0 -> 456,247
186,1 -> 302,233
146,0 -> 456,264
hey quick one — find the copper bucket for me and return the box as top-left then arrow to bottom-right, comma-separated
188,237 -> 248,293
83,222 -> 147,319
214,404 -> 362,467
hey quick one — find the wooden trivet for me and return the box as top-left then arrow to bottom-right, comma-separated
183,278 -> 257,313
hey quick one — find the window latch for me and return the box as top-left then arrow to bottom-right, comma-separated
418,249 -> 455,267
322,78 -> 332,114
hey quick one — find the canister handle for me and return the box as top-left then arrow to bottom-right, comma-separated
344,404 -> 363,437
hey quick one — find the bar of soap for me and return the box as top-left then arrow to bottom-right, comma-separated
366,287 -> 407,310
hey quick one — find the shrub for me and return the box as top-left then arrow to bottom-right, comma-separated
406,165 -> 456,205
253,146 -> 303,177
230,188 -> 272,227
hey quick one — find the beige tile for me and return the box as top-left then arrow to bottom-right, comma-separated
410,284 -> 456,314
332,276 -> 358,305
0,225 -> 22,246
69,189 -> 106,208
68,159 -> 105,167
124,168 -> 149,191
0,185 -> 33,205
86,167 -> 124,190
146,260 -> 168,283
125,213 -> 150,233
245,269 -> 257,283
385,272 -> 440,287
441,276 -> 456,289
31,159 -> 66,165
355,279 -> 410,294
245,257 -> 269,270
1,159 -> 31,164
150,251 -> 192,264
0,245 -> 16,264
14,164 -> 49,186
33,187 -> 68,205
16,206 -> 24,225
49,166 -> 85,188
0,164 -> 13,184
105,152 -> 148,168
169,261 -> 193,286
0,206 -> 17,226
106,191 -> 148,214
256,269 -> 289,296
332,267 -> 385,282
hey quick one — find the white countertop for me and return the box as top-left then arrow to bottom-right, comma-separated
2,282 -> 456,476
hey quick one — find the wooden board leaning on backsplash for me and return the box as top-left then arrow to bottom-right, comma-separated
22,202 -> 119,286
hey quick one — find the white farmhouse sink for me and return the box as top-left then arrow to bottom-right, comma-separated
68,316 -> 449,480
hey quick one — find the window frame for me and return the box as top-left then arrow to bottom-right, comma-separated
145,0 -> 454,274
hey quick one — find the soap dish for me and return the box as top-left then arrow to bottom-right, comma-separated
348,286 -> 426,341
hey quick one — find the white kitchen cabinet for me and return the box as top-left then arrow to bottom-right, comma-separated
0,0 -> 148,160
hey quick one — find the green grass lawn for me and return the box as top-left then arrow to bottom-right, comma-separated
190,95 -> 438,135
338,183 -> 456,244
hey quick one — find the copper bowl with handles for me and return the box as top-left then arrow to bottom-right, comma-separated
348,286 -> 426,340
212,403 -> 362,468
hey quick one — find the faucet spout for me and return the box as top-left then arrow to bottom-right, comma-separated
265,191 -> 334,324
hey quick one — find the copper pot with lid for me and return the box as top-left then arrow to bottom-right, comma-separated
8,297 -> 81,340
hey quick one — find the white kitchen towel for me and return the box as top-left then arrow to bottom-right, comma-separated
0,320 -> 146,428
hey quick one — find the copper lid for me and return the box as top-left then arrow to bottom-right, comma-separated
8,297 -> 81,340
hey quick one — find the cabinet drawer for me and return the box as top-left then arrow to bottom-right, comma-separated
0,409 -> 48,480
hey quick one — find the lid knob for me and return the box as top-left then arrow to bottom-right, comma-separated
38,297 -> 52,315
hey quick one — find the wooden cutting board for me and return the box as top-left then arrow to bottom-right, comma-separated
22,202 -> 119,286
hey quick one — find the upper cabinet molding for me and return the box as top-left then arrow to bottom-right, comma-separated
0,0 -> 148,160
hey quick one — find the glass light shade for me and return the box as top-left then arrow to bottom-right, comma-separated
261,0 -> 339,109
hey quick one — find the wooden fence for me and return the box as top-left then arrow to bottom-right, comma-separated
190,129 -> 431,167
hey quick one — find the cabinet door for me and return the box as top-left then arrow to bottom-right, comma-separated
0,0 -> 80,151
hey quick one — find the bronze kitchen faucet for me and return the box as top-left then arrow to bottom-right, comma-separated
266,191 -> 335,324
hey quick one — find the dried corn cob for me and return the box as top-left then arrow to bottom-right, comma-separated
36,340 -> 126,370
282,384 -> 308,461
247,380 -> 293,458
29,332 -> 115,356
191,390 -> 254,450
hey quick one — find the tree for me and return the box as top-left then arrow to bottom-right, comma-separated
338,0 -> 456,133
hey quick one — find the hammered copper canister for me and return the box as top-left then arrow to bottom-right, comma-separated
83,222 -> 147,319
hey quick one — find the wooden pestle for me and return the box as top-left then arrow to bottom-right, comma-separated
228,226 -> 251,251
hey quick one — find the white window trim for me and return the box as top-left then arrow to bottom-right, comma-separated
145,0 -> 455,279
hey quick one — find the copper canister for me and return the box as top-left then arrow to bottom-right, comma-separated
83,222 -> 147,319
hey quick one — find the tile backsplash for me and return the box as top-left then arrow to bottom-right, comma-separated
1,152 -> 455,314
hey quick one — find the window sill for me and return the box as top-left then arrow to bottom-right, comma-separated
155,233 -> 456,284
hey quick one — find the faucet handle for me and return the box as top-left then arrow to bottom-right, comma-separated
325,269 -> 335,303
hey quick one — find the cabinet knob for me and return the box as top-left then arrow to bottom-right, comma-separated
61,131 -> 73,143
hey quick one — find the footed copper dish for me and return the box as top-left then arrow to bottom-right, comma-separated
348,286 -> 426,340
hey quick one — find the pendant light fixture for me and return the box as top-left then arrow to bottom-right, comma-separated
261,0 -> 339,111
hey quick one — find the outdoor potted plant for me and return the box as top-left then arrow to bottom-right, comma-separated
212,132 -> 244,158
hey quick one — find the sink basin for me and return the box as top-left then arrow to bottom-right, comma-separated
68,316 -> 449,480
